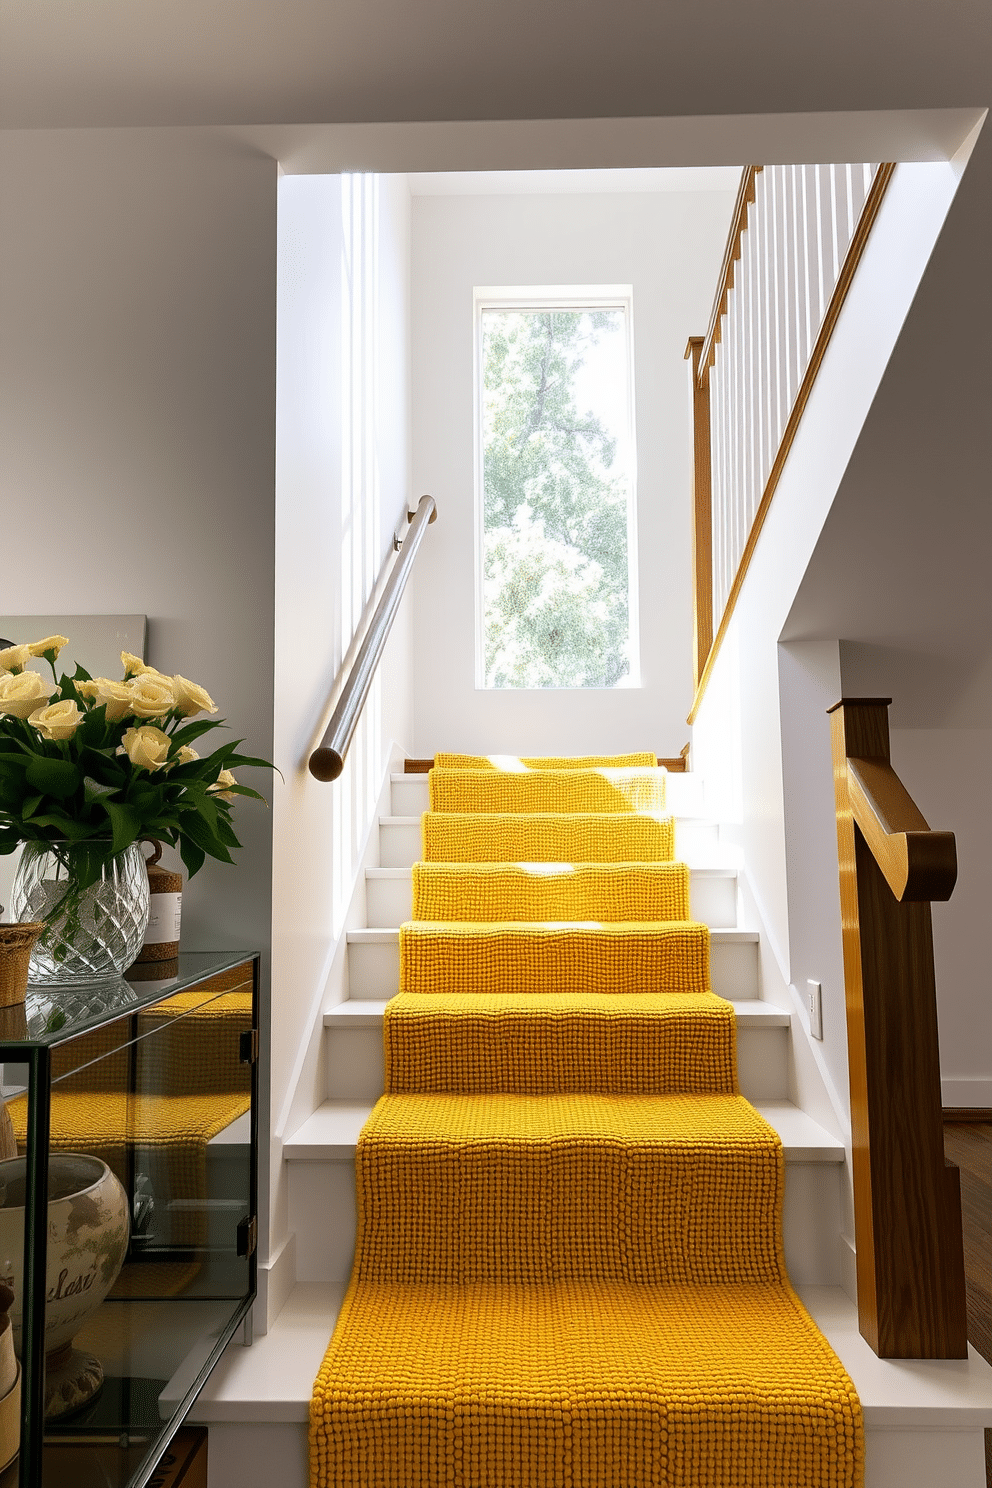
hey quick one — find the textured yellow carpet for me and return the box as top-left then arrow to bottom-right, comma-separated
423,811 -> 676,863
384,992 -> 737,1094
435,752 -> 658,770
311,753 -> 863,1487
313,1281 -> 862,1488
400,921 -> 710,997
429,766 -> 667,815
412,861 -> 690,923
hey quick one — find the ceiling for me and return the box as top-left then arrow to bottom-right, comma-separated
0,0 -> 988,132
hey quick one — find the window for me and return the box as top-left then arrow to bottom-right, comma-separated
475,287 -> 638,689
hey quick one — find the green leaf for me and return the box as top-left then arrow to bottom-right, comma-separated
225,784 -> 267,803
215,814 -> 242,849
101,800 -> 142,854
25,757 -> 80,800
29,815 -> 94,840
169,719 -> 225,749
226,753 -> 275,772
83,775 -> 119,805
180,809 -> 234,864
179,838 -> 206,878
21,794 -> 44,819
180,785 -> 218,834
78,745 -> 126,783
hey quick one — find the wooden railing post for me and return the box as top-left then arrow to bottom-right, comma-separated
684,337 -> 712,691
828,697 -> 968,1358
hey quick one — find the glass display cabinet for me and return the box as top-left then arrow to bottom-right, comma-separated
0,951 -> 259,1488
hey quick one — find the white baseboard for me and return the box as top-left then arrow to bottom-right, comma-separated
253,1230 -> 297,1337
941,1077 -> 992,1108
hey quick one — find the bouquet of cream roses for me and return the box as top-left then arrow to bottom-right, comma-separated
0,635 -> 271,882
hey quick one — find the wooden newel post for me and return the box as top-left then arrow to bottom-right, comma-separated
828,697 -> 968,1359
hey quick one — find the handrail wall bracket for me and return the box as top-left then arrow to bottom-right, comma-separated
828,697 -> 968,1360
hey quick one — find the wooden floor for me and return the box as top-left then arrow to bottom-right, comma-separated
944,1118 -> 992,1487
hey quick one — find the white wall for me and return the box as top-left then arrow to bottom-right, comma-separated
409,186 -> 735,757
270,173 -> 413,1313
0,127 -> 278,957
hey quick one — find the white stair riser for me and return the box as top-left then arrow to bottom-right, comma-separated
864,1427 -> 990,1488
323,1021 -> 789,1105
365,869 -> 739,930
206,1424 -> 308,1488
346,936 -> 758,1002
286,1154 -> 839,1290
201,1406 -> 991,1488
390,773 -> 707,818
736,1025 -> 788,1101
377,817 -> 722,870
378,819 -> 422,867
289,1160 -> 357,1286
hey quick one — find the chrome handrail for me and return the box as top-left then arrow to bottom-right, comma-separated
309,494 -> 437,782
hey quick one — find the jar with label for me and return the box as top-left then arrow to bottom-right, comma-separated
137,840 -> 182,962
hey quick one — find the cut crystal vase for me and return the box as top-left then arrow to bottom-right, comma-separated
10,841 -> 150,986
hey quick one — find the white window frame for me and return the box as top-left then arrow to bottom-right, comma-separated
473,284 -> 641,690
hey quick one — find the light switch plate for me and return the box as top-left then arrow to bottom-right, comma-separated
806,979 -> 823,1040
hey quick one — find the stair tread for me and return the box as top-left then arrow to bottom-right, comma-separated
348,925 -> 759,942
184,1282 -> 992,1428
324,997 -> 788,1029
285,1097 -> 842,1163
380,814 -> 722,827
367,864 -> 739,879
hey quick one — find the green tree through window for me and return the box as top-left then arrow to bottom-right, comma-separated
480,304 -> 636,689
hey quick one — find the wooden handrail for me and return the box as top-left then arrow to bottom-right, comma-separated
828,697 -> 967,1359
309,495 -> 437,783
697,166 -> 761,385
846,756 -> 957,901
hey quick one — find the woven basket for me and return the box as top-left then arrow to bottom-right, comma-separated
0,924 -> 43,1008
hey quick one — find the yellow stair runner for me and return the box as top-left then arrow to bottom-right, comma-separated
311,754 -> 863,1487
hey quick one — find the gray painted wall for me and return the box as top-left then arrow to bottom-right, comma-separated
0,129 -> 279,1154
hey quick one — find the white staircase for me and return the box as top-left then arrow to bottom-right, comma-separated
191,767 -> 992,1488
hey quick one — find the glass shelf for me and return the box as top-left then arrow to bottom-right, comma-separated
0,950 -> 259,1488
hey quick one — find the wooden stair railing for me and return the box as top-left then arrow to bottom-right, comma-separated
828,697 -> 968,1359
686,163 -> 895,724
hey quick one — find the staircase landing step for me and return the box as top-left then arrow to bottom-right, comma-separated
185,1282 -> 992,1438
284,1097 -> 841,1164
